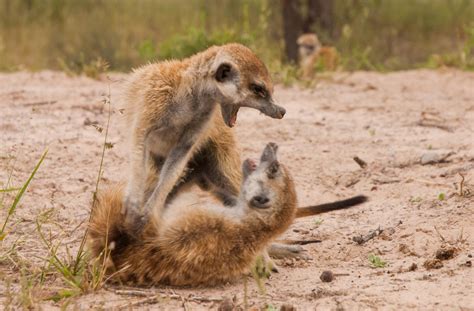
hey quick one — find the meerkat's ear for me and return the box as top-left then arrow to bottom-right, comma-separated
211,52 -> 239,83
215,63 -> 233,82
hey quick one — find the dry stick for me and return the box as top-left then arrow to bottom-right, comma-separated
22,100 -> 57,107
116,293 -> 223,309
459,173 -> 465,196
434,226 -> 446,243
353,221 -> 402,244
282,239 -> 322,245
416,120 -> 453,132
353,156 -> 367,169
352,227 -> 383,245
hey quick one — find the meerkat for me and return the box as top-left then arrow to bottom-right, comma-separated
297,33 -> 338,79
121,43 -> 286,233
88,143 -> 366,286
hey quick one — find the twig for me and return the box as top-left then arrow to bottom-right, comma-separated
372,178 -> 401,185
416,120 -> 453,132
283,239 -> 322,245
22,100 -> 57,107
115,292 -> 223,309
352,227 -> 383,245
117,295 -> 159,309
459,173 -> 465,196
114,289 -> 150,297
353,156 -> 367,169
434,226 -> 446,243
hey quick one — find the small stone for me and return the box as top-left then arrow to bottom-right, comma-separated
408,263 -> 418,271
293,228 -> 309,234
217,298 -> 234,311
420,151 -> 454,165
423,259 -> 443,270
280,303 -> 296,311
435,247 -> 456,260
465,260 -> 472,267
320,270 -> 334,282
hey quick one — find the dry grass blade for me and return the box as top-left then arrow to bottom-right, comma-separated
0,187 -> 21,193
73,84 -> 112,275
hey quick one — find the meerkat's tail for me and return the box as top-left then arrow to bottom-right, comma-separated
295,195 -> 368,218
87,183 -> 132,260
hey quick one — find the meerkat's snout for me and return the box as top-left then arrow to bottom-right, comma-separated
250,195 -> 271,209
274,105 -> 286,119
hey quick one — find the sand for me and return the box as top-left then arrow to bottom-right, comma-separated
0,69 -> 473,310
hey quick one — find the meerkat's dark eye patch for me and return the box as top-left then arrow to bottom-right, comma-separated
215,63 -> 233,82
250,83 -> 268,98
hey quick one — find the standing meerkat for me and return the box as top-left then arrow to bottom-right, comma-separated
89,143 -> 366,286
297,33 -> 338,79
122,43 -> 286,232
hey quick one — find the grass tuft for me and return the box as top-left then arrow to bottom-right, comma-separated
0,148 -> 48,240
368,253 -> 387,268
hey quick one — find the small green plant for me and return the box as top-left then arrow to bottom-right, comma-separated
58,56 -> 109,79
265,304 -> 277,311
158,27 -> 253,61
314,218 -> 324,227
438,192 -> 445,201
368,253 -> 387,268
409,196 -> 423,203
33,86 -> 113,301
137,39 -> 157,61
250,255 -> 271,294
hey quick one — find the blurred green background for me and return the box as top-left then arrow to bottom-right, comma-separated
0,0 -> 473,74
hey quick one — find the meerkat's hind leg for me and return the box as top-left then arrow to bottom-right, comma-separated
268,243 -> 311,260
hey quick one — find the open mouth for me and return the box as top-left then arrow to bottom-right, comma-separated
229,106 -> 239,127
221,104 -> 240,128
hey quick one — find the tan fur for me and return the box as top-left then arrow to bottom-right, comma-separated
88,144 -> 296,286
121,43 -> 286,232
297,33 -> 339,79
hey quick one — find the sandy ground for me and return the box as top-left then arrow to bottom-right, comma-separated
0,69 -> 473,310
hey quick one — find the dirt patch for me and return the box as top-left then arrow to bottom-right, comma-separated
1,69 -> 473,310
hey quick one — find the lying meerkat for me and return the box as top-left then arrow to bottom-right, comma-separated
122,43 -> 286,233
88,143 -> 367,286
297,33 -> 338,79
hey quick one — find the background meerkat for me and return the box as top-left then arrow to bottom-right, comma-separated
89,143 -> 296,286
297,33 -> 338,79
122,43 -> 286,232
88,143 -> 368,286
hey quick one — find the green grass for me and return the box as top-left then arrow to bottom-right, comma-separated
0,148 -> 48,241
0,86 -> 114,307
368,254 -> 387,268
0,0 -> 473,73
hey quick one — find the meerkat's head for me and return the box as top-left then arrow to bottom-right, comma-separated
240,142 -> 296,217
210,44 -> 286,128
297,33 -> 321,60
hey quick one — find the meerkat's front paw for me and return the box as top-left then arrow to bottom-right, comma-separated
122,197 -> 148,237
